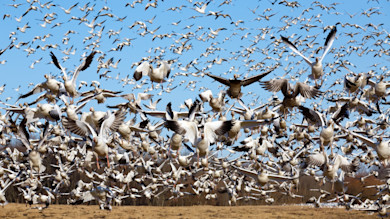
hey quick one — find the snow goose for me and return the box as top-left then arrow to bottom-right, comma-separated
62,109 -> 126,169
165,116 -> 233,166
327,96 -> 376,116
232,165 -> 299,186
63,101 -> 87,121
50,51 -> 97,99
133,61 -> 152,81
298,105 -> 325,127
81,107 -> 107,130
307,150 -> 359,187
346,130 -> 390,166
144,101 -> 199,121
367,75 -> 390,104
319,120 -> 335,153
198,89 -> 213,102
341,64 -> 368,95
134,60 -> 171,87
35,103 -> 61,121
169,133 -> 183,155
78,85 -> 122,104
18,74 -> 64,100
0,171 -> 21,206
209,91 -> 226,113
227,118 -> 271,144
280,25 -> 337,86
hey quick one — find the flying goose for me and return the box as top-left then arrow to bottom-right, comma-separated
78,86 -> 122,104
18,74 -> 65,100
345,130 -> 390,166
205,68 -> 275,99
298,105 -> 325,127
307,151 -> 358,182
165,104 -> 233,166
281,25 -> 337,86
327,96 -> 376,116
50,51 -> 97,100
62,109 -> 126,169
261,78 -> 321,116
341,64 -> 369,95
133,60 -> 172,86
232,165 -> 299,186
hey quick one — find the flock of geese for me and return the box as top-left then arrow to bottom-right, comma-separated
0,0 -> 390,216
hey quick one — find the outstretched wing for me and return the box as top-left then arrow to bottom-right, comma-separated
72,51 -> 97,84
320,26 -> 337,62
261,78 -> 288,94
62,117 -> 96,137
281,35 -> 312,66
205,73 -> 230,86
50,51 -> 68,79
295,82 -> 322,99
241,69 -> 274,87
298,105 -> 325,127
18,83 -> 46,100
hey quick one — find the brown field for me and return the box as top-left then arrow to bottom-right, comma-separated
0,204 -> 377,219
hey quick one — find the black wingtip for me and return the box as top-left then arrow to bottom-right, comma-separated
50,51 -> 62,70
166,102 -> 174,120
79,51 -> 97,71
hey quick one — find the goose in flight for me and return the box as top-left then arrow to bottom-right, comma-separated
307,150 -> 358,183
133,60 -> 172,88
261,78 -> 322,99
281,25 -> 337,86
62,109 -> 126,169
0,171 -> 22,206
232,165 -> 299,186
165,101 -> 233,165
345,130 -> 390,166
298,105 -> 325,127
18,74 -> 65,101
166,119 -> 233,167
205,67 -> 276,99
50,51 -> 97,100
340,64 -> 369,95
261,78 -> 321,116
367,75 -> 390,101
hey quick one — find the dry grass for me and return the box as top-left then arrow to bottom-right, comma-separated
0,204 -> 377,219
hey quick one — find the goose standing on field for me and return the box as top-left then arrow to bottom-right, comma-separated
281,25 -> 337,86
205,67 -> 276,99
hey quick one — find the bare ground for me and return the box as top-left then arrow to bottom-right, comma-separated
0,204 -> 378,219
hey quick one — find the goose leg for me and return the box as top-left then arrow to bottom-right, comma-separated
197,152 -> 200,169
106,154 -> 110,168
96,156 -> 100,169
